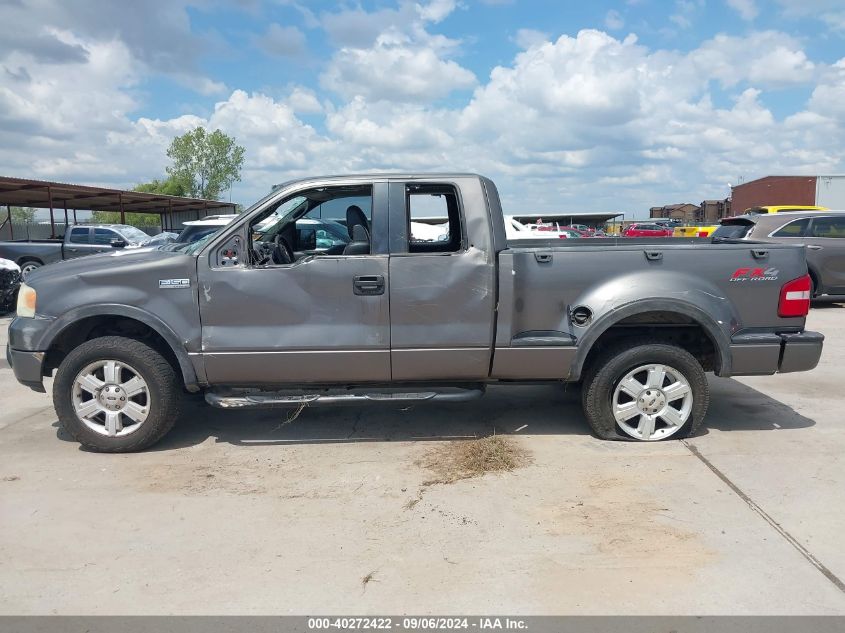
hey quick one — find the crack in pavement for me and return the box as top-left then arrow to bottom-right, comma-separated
683,439 -> 845,594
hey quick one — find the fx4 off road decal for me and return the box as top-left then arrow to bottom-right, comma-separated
730,267 -> 779,282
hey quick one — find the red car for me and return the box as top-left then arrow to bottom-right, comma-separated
622,222 -> 674,237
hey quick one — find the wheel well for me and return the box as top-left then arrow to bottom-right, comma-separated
19,257 -> 43,265
44,315 -> 183,383
581,311 -> 720,376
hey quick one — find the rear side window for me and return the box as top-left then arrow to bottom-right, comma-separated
772,218 -> 810,238
712,223 -> 752,239
407,184 -> 463,253
809,217 -> 845,238
68,227 -> 89,244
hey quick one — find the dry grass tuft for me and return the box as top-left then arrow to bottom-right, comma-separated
420,435 -> 529,486
361,571 -> 377,587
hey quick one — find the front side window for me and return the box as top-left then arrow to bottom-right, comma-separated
772,218 -> 810,238
93,228 -> 119,244
810,217 -> 845,238
407,184 -> 463,253
248,185 -> 373,265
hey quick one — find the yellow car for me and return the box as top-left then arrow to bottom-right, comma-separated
672,225 -> 718,237
746,205 -> 828,214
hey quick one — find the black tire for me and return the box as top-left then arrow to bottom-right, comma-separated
581,340 -> 709,441
19,259 -> 42,279
53,336 -> 182,452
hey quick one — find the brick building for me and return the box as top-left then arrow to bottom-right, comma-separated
731,175 -> 845,215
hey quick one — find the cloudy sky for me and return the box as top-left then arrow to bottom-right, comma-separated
1,0 -> 845,216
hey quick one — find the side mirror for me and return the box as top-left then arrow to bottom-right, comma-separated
110,238 -> 127,249
296,228 -> 317,251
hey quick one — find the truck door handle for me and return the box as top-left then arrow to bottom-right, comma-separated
807,245 -> 823,251
644,250 -> 663,261
353,275 -> 385,296
751,249 -> 769,259
535,253 -> 553,263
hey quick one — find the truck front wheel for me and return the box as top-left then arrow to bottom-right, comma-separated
581,341 -> 709,441
53,336 -> 182,452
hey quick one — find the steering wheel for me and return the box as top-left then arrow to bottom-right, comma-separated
272,234 -> 294,265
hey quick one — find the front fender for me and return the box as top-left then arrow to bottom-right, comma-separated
15,304 -> 203,391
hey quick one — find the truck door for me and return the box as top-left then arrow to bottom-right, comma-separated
196,181 -> 392,385
387,179 -> 497,381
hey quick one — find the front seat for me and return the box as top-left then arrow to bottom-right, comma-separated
343,205 -> 370,255
343,224 -> 370,255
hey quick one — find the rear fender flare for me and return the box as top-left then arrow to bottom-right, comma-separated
569,298 -> 733,381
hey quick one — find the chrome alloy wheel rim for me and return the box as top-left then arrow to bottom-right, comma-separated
612,363 -> 693,441
71,360 -> 150,437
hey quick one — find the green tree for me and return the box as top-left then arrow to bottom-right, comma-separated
9,206 -> 36,222
165,127 -> 245,200
133,176 -> 189,197
91,177 -> 189,227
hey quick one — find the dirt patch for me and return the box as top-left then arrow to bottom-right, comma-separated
419,435 -> 530,486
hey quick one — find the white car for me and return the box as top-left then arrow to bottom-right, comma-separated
174,214 -> 239,244
505,217 -> 572,240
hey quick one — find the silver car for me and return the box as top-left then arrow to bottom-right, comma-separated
715,211 -> 845,296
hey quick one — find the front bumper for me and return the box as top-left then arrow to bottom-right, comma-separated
729,330 -> 824,376
6,344 -> 46,392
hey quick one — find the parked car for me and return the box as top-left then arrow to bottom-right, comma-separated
714,210 -> 845,296
505,217 -> 576,240
145,231 -> 179,246
173,214 -> 239,245
8,173 -> 822,451
0,224 -> 157,279
672,225 -> 718,238
623,223 -> 674,237
0,258 -> 21,314
570,223 -> 596,236
745,205 -> 828,214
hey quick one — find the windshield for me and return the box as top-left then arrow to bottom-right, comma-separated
119,226 -> 153,243
182,231 -> 219,255
253,195 -> 309,240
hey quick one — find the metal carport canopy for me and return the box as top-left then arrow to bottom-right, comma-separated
0,175 -> 237,238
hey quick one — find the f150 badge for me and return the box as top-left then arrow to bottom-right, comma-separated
730,267 -> 779,282
159,279 -> 191,289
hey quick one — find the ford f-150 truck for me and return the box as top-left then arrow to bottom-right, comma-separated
0,223 -> 154,278
7,173 -> 824,452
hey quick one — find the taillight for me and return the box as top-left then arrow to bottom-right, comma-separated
697,231 -> 708,237
778,275 -> 812,318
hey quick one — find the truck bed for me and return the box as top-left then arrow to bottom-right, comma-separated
494,236 -> 810,379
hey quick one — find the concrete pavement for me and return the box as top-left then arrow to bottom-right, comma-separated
1,304 -> 843,614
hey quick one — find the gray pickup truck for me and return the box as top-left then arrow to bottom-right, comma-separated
7,173 -> 824,452
0,224 -> 154,278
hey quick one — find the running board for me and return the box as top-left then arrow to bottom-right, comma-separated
205,387 -> 485,409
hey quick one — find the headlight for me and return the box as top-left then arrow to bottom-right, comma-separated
16,283 -> 36,318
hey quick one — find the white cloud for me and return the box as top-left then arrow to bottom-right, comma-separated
321,37 -> 477,102
2,2 -> 845,216
604,10 -> 625,30
726,0 -> 758,20
256,23 -> 307,57
689,31 -> 815,88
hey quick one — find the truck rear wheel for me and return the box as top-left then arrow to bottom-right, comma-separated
581,341 -> 709,441
53,336 -> 182,452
